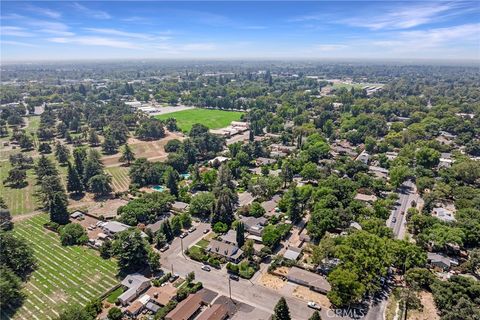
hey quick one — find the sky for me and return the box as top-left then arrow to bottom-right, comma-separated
1,1 -> 479,62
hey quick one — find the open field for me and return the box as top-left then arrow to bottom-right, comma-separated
0,161 -> 37,216
155,108 -> 244,132
105,166 -> 130,192
331,82 -> 384,90
2,215 -> 118,320
101,132 -> 184,167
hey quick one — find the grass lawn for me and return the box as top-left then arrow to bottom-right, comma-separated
2,215 -> 118,320
155,108 -> 244,132
0,161 -> 37,216
195,239 -> 210,249
105,166 -> 130,192
106,286 -> 124,304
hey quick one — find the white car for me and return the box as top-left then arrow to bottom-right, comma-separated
307,301 -> 321,310
188,226 -> 196,233
201,265 -> 211,272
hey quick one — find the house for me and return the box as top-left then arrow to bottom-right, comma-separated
146,219 -> 165,234
207,239 -> 243,263
240,216 -> 267,237
369,166 -> 389,179
255,157 -> 277,166
172,201 -> 189,213
330,141 -> 358,159
197,304 -> 229,320
385,151 -> 398,160
439,153 -> 454,168
208,156 -> 229,166
70,210 -> 85,220
432,207 -> 456,222
166,293 -> 204,320
220,229 -> 238,245
118,274 -> 151,306
238,191 -> 255,207
145,283 -> 178,306
354,193 -> 377,203
286,267 -> 331,294
261,195 -> 281,216
356,150 -> 370,164
283,246 -> 302,261
101,221 -> 130,237
124,300 -> 145,318
427,252 -> 458,271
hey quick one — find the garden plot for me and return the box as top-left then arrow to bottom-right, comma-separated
4,215 -> 118,320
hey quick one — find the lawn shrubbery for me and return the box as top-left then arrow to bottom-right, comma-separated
227,261 -> 258,279
59,223 -> 88,246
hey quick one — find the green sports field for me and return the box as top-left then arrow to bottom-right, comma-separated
3,215 -> 118,320
155,108 -> 244,132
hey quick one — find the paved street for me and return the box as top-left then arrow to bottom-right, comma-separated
387,180 -> 421,239
159,222 -> 358,320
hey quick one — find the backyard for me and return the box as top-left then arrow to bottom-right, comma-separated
155,108 -> 244,132
2,215 -> 118,320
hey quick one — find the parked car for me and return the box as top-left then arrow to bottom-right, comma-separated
307,301 -> 321,310
229,274 -> 239,281
392,217 -> 397,223
201,265 -> 211,272
188,227 -> 196,233
160,244 -> 169,252
203,229 -> 210,234
169,273 -> 179,282
180,232 -> 188,238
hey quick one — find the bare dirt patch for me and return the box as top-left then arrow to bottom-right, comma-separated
292,286 -> 331,309
101,131 -> 185,167
408,291 -> 440,320
258,273 -> 286,290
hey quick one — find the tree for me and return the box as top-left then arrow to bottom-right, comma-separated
3,167 -> 27,188
186,271 -> 195,284
48,192 -> 69,225
0,208 -> 13,231
164,167 -> 179,198
301,162 -> 319,181
38,142 -> 52,154
112,229 -> 149,273
119,143 -> 135,165
170,215 -> 182,235
189,192 -> 215,217
308,311 -> 321,320
286,186 -> 302,223
0,266 -> 24,310
327,267 -> 366,307
280,160 -> 294,188
66,162 -> 84,194
99,239 -> 113,259
55,142 -> 70,164
35,155 -> 58,181
236,222 -> 245,247
18,133 -> 33,150
272,297 -> 291,320
102,134 -> 118,155
88,129 -> 100,147
135,118 -> 165,140
389,165 -> 412,188
242,239 -> 254,260
416,147 -> 440,168
59,223 -> 88,246
107,307 -> 123,320
57,303 -> 91,320
73,147 -> 87,177
212,187 -> 236,226
88,174 -> 112,197
0,232 -> 36,279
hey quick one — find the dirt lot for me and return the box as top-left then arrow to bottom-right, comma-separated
69,195 -> 128,219
101,131 -> 185,167
258,273 -> 286,290
408,291 -> 440,320
293,286 -> 331,308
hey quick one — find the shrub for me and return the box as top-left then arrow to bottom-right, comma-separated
59,223 -> 88,246
213,221 -> 228,233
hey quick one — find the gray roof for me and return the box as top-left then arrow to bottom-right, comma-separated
102,221 -> 130,234
261,195 -> 281,214
238,192 -> 254,207
172,201 -> 188,211
121,273 -> 150,289
283,247 -> 302,261
287,267 -> 331,292
240,216 -> 267,228
220,230 -> 237,245
207,239 -> 243,260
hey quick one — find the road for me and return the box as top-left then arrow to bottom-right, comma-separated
387,180 -> 421,239
160,223 -> 358,320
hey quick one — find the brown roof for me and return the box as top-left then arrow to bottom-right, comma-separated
287,267 -> 331,292
197,304 -> 228,320
145,283 -> 178,306
125,300 -> 144,315
166,293 -> 203,320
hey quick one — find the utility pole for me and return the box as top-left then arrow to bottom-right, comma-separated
171,264 -> 174,275
181,238 -> 185,259
228,277 -> 232,300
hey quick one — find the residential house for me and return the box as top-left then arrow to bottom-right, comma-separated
356,150 -> 370,164
255,157 -> 277,166
427,252 -> 458,271
354,193 -> 378,203
369,166 -> 389,179
240,216 -> 267,237
70,210 -> 85,220
208,156 -> 229,166
101,221 -> 131,237
220,229 -> 237,246
118,274 -> 151,306
124,300 -> 145,318
197,304 -> 229,320
283,246 -> 302,261
286,267 -> 331,294
261,195 -> 281,217
432,207 -> 456,223
166,293 -> 204,320
172,201 -> 189,213
439,153 -> 454,168
238,191 -> 255,207
206,239 -> 243,263
144,283 -> 178,307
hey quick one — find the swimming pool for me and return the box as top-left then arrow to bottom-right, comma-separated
152,185 -> 165,192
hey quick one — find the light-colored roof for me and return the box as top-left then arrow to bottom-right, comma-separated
287,267 -> 331,292
102,221 -> 130,234
172,201 -> 189,211
432,207 -> 456,222
197,304 -> 228,320
207,239 -> 243,260
354,193 -> 377,202
220,230 -> 237,245
238,192 -> 254,207
283,247 -> 302,261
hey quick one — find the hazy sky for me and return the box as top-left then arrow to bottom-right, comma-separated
1,1 -> 479,61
